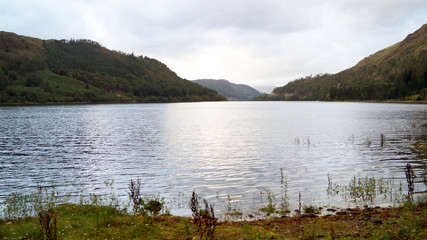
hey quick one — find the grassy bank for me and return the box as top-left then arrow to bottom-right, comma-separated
1,201 -> 426,239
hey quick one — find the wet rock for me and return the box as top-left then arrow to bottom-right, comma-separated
336,211 -> 348,215
366,207 -> 374,211
281,210 -> 291,214
301,213 -> 316,218
362,214 -> 372,221
374,220 -> 383,225
347,208 -> 361,215
327,208 -> 337,212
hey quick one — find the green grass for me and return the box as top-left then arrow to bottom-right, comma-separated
1,202 -> 426,239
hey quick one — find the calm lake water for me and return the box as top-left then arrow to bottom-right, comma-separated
1,102 -> 426,216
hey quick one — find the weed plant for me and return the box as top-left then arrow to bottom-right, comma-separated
380,133 -> 386,147
171,192 -> 187,209
404,163 -> 416,198
199,199 -> 217,240
365,137 -> 372,146
327,174 -> 404,205
279,169 -> 290,215
1,192 -> 38,219
216,194 -> 243,220
302,204 -> 319,215
189,190 -> 217,240
1,184 -> 69,240
141,194 -> 168,216
127,178 -> 143,215
259,190 -> 277,214
189,189 -> 200,224
127,178 -> 167,217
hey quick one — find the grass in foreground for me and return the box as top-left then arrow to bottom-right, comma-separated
1,201 -> 426,240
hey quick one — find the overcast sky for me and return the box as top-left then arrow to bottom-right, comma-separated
1,0 -> 426,92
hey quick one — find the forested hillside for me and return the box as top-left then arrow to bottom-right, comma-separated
192,79 -> 264,100
0,32 -> 225,104
259,24 -> 427,101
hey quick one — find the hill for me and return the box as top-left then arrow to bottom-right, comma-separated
192,79 -> 264,101
0,31 -> 225,104
259,24 -> 427,101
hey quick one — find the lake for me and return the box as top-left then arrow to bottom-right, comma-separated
0,102 -> 426,217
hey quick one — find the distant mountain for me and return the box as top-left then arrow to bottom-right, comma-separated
259,24 -> 427,101
0,31 -> 225,104
192,79 -> 264,101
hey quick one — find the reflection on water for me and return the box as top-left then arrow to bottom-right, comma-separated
0,102 -> 426,215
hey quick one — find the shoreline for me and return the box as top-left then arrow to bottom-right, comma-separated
1,99 -> 427,106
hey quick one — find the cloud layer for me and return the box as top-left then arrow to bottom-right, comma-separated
1,0 -> 426,90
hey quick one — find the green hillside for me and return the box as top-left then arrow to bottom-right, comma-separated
259,24 -> 427,101
0,32 -> 225,104
192,79 -> 264,100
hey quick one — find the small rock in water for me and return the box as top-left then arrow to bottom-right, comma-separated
327,208 -> 337,212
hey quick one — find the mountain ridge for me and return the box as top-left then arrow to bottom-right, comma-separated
355,23 -> 427,68
192,79 -> 264,101
0,31 -> 225,104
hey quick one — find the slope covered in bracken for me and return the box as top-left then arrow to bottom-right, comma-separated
261,24 -> 427,101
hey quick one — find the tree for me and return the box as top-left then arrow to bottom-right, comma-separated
25,74 -> 42,87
